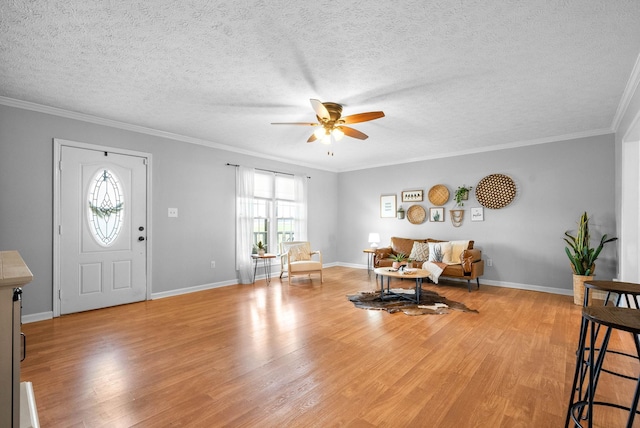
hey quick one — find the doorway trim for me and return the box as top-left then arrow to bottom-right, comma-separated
53,138 -> 153,317
620,111 -> 640,283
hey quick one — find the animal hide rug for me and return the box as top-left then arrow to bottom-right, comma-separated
347,289 -> 478,316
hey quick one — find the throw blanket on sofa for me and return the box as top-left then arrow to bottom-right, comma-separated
421,261 -> 448,283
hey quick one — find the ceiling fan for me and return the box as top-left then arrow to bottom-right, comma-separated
271,99 -> 385,144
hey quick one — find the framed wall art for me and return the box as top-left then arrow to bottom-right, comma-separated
429,207 -> 444,222
380,195 -> 397,218
471,207 -> 484,221
401,190 -> 423,202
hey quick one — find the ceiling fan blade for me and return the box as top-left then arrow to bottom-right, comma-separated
339,126 -> 369,140
310,99 -> 330,121
271,122 -> 319,126
307,133 -> 318,143
341,111 -> 385,124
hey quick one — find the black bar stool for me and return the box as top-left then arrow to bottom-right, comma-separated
566,306 -> 640,427
587,282 -> 640,388
583,280 -> 640,309
566,281 -> 640,427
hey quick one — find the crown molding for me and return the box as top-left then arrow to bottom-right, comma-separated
0,96 -> 337,173
340,128 -> 614,172
0,96 -> 614,174
612,52 -> 640,132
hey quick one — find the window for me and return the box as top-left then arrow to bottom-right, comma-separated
252,172 -> 301,253
87,169 -> 124,246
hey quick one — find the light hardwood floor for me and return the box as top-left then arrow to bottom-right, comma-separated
21,266 -> 639,427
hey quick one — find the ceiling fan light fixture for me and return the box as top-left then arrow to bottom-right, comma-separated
271,98 -> 384,145
321,130 -> 332,145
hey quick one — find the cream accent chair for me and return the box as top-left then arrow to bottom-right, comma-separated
279,241 -> 323,283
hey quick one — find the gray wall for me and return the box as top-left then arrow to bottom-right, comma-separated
337,134 -> 617,292
0,104 -> 338,317
0,102 -> 620,317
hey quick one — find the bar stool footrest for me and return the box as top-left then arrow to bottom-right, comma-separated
570,401 -> 640,427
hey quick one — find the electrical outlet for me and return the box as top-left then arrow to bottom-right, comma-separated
210,261 -> 215,269
168,208 -> 178,218
487,258 -> 493,267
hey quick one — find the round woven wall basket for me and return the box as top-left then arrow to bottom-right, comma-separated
407,205 -> 426,224
475,174 -> 516,209
428,184 -> 449,206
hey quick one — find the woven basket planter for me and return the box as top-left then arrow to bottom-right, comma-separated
572,274 -> 594,306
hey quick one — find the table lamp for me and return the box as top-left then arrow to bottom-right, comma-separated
368,233 -> 380,248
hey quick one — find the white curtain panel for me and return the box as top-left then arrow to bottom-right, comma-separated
293,174 -> 308,241
235,166 -> 254,284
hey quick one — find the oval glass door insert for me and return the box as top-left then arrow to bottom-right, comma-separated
87,169 -> 124,246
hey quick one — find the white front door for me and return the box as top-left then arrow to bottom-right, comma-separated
59,145 -> 147,314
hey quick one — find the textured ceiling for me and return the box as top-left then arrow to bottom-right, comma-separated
1,1 -> 640,172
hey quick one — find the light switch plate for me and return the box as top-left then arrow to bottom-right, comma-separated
168,208 -> 178,218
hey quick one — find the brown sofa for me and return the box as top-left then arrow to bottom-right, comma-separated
374,236 -> 484,292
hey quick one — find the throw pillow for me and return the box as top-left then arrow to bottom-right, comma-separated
449,240 -> 470,264
409,241 -> 430,261
428,241 -> 452,263
288,245 -> 310,262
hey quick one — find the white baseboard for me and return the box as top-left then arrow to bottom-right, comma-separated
456,277 -> 573,296
22,311 -> 54,324
334,262 -> 573,296
151,279 -> 239,300
339,262 -> 368,269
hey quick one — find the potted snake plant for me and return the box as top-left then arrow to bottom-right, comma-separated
564,212 -> 617,305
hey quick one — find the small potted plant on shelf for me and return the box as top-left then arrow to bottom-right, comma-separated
454,185 -> 472,207
389,252 -> 408,269
255,241 -> 267,256
564,212 -> 617,305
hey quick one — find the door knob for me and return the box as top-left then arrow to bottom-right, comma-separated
138,236 -> 145,241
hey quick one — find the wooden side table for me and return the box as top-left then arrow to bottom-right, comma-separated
251,253 -> 277,285
363,248 -> 376,274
